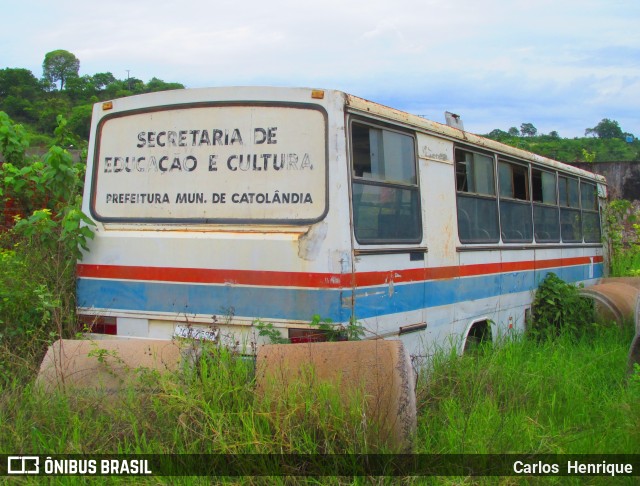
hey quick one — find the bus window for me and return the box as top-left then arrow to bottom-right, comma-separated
559,176 -> 582,242
351,122 -> 421,244
455,149 -> 499,243
532,168 -> 560,242
498,160 -> 533,243
581,181 -> 601,242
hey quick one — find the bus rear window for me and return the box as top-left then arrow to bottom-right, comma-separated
91,104 -> 327,224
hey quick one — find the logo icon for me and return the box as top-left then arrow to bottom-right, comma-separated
7,456 -> 39,474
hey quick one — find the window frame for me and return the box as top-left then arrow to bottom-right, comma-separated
580,180 -> 601,243
558,175 -> 582,243
454,147 -> 500,244
531,167 -> 560,243
497,158 -> 533,243
349,119 -> 422,245
455,143 -> 603,248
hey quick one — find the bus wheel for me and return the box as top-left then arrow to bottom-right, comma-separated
463,320 -> 492,353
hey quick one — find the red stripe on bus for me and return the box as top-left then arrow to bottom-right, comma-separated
77,255 -> 603,289
77,264 -> 349,288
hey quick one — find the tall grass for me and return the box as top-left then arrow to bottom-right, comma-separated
611,248 -> 640,277
0,326 -> 637,484
417,326 -> 639,455
0,111 -> 638,481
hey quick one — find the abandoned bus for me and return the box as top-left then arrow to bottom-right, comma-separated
76,87 -> 606,358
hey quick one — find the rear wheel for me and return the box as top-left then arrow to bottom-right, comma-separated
464,320 -> 492,353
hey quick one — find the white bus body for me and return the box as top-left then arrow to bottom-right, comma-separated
77,87 -> 606,358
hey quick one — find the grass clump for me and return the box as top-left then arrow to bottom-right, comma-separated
416,325 -> 639,455
529,272 -> 596,339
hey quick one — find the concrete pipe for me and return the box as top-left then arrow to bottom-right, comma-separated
578,280 -> 640,325
628,295 -> 640,376
36,338 -> 184,393
255,339 -> 417,452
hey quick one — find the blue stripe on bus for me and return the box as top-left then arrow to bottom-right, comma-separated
77,263 -> 603,322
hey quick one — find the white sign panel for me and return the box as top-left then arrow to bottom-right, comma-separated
92,105 -> 327,222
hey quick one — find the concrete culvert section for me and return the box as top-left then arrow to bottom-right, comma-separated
255,339 -> 417,452
36,339 -> 184,393
628,294 -> 640,375
575,277 -> 640,376
578,279 -> 640,325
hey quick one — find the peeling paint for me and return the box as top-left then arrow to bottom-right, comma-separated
298,221 -> 328,261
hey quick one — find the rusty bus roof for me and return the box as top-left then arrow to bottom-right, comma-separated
346,93 -> 606,184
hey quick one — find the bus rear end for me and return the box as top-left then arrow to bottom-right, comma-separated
77,87 -> 352,348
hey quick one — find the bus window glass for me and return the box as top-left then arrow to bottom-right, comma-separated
498,161 -> 532,243
532,169 -> 560,242
352,125 -> 416,185
559,176 -> 580,208
455,149 -> 499,243
580,181 -> 597,210
581,181 -> 601,243
456,151 -> 495,195
532,169 -> 557,204
351,122 -> 421,244
559,175 -> 582,242
499,161 -> 529,200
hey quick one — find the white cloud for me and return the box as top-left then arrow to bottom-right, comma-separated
3,0 -> 640,137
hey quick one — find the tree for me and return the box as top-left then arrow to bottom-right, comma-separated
0,68 -> 42,122
585,118 -> 624,139
508,127 -> 520,137
42,50 -> 80,90
90,72 -> 116,91
520,123 -> 537,137
486,129 -> 508,140
0,68 -> 41,99
145,77 -> 185,92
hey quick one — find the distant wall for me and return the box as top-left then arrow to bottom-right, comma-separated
572,162 -> 640,201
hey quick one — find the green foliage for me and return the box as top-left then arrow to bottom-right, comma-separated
586,118 -> 624,139
310,314 -> 366,341
42,49 -> 80,91
1,52 -> 184,142
603,199 -> 640,277
581,148 -> 596,163
0,322 -> 635,466
254,319 -> 289,344
0,111 -> 29,166
519,122 -> 537,137
256,315 -> 365,344
0,112 -> 94,386
484,121 -> 640,162
530,273 -> 595,338
419,325 -> 637,455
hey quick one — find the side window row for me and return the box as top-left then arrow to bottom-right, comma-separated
455,147 -> 601,244
349,126 -> 601,246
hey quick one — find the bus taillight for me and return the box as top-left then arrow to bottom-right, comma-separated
78,315 -> 117,335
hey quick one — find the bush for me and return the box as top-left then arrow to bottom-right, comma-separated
530,273 -> 595,339
0,112 -> 93,387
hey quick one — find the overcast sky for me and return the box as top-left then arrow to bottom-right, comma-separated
2,0 -> 639,138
